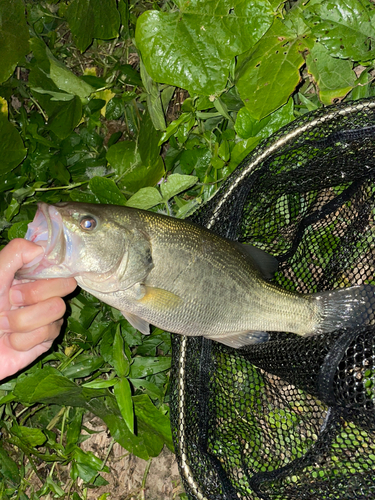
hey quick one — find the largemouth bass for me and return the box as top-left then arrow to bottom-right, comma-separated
17,202 -> 374,348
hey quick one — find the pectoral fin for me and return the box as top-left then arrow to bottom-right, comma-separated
139,286 -> 182,311
205,331 -> 269,348
122,311 -> 151,335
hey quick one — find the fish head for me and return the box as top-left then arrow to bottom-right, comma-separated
17,202 -> 153,293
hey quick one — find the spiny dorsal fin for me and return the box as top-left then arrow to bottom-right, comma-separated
234,243 -> 278,280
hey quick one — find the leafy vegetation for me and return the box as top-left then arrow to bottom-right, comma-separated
1,0 -> 375,497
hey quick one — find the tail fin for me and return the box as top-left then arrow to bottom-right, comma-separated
312,284 -> 375,336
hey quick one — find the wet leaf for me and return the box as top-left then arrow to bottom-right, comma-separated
236,19 -> 312,120
113,377 -> 134,433
136,0 -> 274,95
303,0 -> 375,62
306,42 -> 356,104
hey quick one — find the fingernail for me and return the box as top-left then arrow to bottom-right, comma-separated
10,289 -> 23,306
0,315 -> 10,332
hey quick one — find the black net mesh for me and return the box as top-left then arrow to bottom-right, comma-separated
170,98 -> 375,500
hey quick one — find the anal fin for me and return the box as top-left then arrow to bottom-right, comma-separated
205,331 -> 269,348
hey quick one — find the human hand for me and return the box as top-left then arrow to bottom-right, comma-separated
0,238 -> 77,380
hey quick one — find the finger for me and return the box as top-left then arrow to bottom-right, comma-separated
0,240 -> 43,301
5,320 -> 63,352
10,278 -> 77,306
1,297 -> 66,333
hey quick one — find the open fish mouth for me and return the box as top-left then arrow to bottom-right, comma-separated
16,202 -> 66,278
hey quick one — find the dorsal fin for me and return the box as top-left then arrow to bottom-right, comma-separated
234,243 -> 278,280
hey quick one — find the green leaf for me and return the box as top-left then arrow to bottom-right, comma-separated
113,378 -> 134,433
89,176 -> 127,205
113,325 -> 130,378
0,0 -> 29,84
303,0 -> 375,62
8,220 -> 29,240
0,105 -> 27,175
136,0 -> 274,95
126,187 -> 163,210
61,356 -> 104,380
66,0 -> 121,52
48,95 -> 83,139
306,42 -> 356,104
0,442 -> 20,484
107,140 -> 164,193
179,148 -> 211,175
160,174 -> 198,201
129,357 -> 171,378
133,394 -> 173,451
234,100 -> 295,140
11,425 -> 46,448
13,366 -> 107,407
236,19 -> 312,120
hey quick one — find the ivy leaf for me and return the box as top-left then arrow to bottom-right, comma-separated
303,0 -> 375,62
136,0 -> 274,95
236,19 -> 313,120
306,42 -> 356,104
0,0 -> 29,84
66,0 -> 121,53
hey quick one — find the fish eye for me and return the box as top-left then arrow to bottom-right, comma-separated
80,216 -> 97,231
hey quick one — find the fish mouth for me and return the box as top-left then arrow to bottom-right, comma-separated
16,202 -> 66,278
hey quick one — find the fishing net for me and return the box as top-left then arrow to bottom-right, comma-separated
170,98 -> 375,500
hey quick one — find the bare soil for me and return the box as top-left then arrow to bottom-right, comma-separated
80,419 -> 184,500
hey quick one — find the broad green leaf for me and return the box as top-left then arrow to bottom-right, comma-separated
306,42 -> 356,104
13,366 -> 107,407
8,221 -> 29,240
133,394 -> 173,451
49,54 -> 95,101
0,442 -> 20,484
130,378 -> 164,401
11,425 -> 46,447
179,148 -> 211,175
30,38 -> 94,103
160,174 -> 198,201
0,0 -> 29,83
303,0 -> 375,62
48,95 -> 83,139
107,140 -> 164,193
66,409 -> 85,452
113,378 -> 134,433
66,0 -> 121,52
89,176 -> 127,205
136,0 -> 274,95
61,356 -> 104,380
235,100 -> 295,140
129,357 -> 171,378
236,19 -> 312,120
126,187 -> 163,210
0,104 -> 27,175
